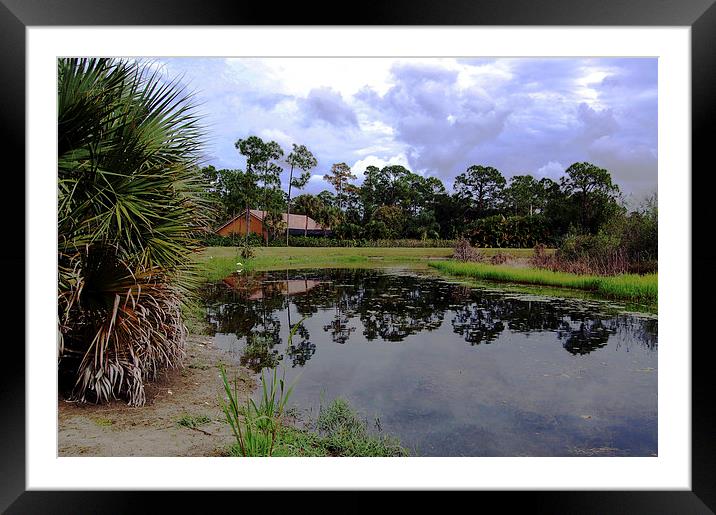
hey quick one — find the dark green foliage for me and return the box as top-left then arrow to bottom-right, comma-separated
467,215 -> 552,248
454,165 -> 507,217
363,220 -> 390,240
404,210 -> 441,240
202,233 -> 264,247
371,205 -> 404,238
503,175 -> 552,216
613,195 -> 658,265
560,161 -> 621,233
333,222 -> 363,240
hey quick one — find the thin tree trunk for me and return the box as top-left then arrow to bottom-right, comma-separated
286,164 -> 294,246
246,164 -> 252,240
261,162 -> 267,246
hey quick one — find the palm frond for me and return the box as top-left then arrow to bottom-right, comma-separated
58,57 -> 209,405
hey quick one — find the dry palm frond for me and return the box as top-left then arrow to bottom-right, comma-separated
76,287 -> 186,405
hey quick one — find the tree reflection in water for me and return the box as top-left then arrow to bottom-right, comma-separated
201,268 -> 657,373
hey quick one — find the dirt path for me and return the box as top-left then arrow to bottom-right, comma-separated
58,335 -> 254,457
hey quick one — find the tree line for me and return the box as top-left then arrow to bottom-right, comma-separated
203,134 -> 638,247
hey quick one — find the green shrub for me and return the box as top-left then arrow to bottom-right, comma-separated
240,241 -> 256,260
550,206 -> 657,275
333,222 -> 363,240
202,233 -> 263,247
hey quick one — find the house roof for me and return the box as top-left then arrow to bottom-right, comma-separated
216,209 -> 324,233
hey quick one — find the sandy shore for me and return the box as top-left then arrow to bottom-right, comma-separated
58,335 -> 253,457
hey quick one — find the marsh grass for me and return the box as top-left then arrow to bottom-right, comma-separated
430,261 -> 657,304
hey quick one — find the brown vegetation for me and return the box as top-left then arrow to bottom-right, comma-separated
452,238 -> 485,262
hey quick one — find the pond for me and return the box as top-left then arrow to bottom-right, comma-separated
202,267 -> 657,457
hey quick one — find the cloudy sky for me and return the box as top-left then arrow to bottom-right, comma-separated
152,57 -> 657,204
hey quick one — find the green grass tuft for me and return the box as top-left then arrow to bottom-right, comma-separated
314,398 -> 408,457
177,414 -> 212,429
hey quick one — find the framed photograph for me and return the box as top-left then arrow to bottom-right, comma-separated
3,0 -> 713,511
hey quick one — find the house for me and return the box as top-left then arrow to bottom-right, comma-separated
215,209 -> 327,239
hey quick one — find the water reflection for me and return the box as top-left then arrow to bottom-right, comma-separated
203,268 -> 657,457
203,268 -> 657,372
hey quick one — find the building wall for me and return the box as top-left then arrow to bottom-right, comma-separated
217,214 -> 266,237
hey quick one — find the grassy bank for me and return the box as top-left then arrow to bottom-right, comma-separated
221,361 -> 408,457
429,261 -> 657,304
229,398 -> 408,457
193,246 -> 537,281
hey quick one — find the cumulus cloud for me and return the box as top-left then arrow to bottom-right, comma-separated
357,61 -> 511,178
150,56 -> 657,199
577,103 -> 619,142
350,154 -> 411,180
300,87 -> 358,128
536,161 -> 566,181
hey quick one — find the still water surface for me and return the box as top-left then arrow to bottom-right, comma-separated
203,268 -> 657,457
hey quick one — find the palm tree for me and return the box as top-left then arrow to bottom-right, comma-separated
58,58 -> 212,406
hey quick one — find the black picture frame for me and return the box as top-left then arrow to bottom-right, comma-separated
2,0 -> 713,512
